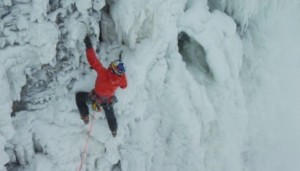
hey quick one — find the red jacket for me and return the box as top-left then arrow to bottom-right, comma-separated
86,48 -> 127,97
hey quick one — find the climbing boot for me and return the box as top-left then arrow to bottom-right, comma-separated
81,115 -> 89,124
112,130 -> 117,137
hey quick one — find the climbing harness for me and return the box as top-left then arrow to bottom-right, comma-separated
88,90 -> 118,112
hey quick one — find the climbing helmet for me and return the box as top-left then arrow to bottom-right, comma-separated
109,59 -> 126,75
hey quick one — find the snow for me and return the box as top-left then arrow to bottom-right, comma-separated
2,0 -> 12,6
1,0 -> 300,171
30,0 -> 48,22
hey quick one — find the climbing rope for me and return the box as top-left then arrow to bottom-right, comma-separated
77,112 -> 96,171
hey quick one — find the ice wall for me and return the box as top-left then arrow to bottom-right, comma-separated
211,0 -> 300,170
1,0 -> 299,171
83,0 -> 248,170
0,0 -> 102,170
208,0 -> 280,28
0,1 -> 58,170
240,2 -> 300,171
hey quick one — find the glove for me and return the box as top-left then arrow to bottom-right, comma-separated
84,36 -> 92,49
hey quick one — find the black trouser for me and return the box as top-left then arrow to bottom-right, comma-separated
76,92 -> 90,116
75,92 -> 118,132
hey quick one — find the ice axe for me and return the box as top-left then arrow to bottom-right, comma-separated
119,50 -> 123,61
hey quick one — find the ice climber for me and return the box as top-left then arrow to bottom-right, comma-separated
75,36 -> 127,137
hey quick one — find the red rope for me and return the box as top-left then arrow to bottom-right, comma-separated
77,112 -> 96,171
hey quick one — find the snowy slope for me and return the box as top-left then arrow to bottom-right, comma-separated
1,0 -> 300,171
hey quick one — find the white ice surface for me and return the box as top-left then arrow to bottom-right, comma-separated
0,0 -> 300,171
